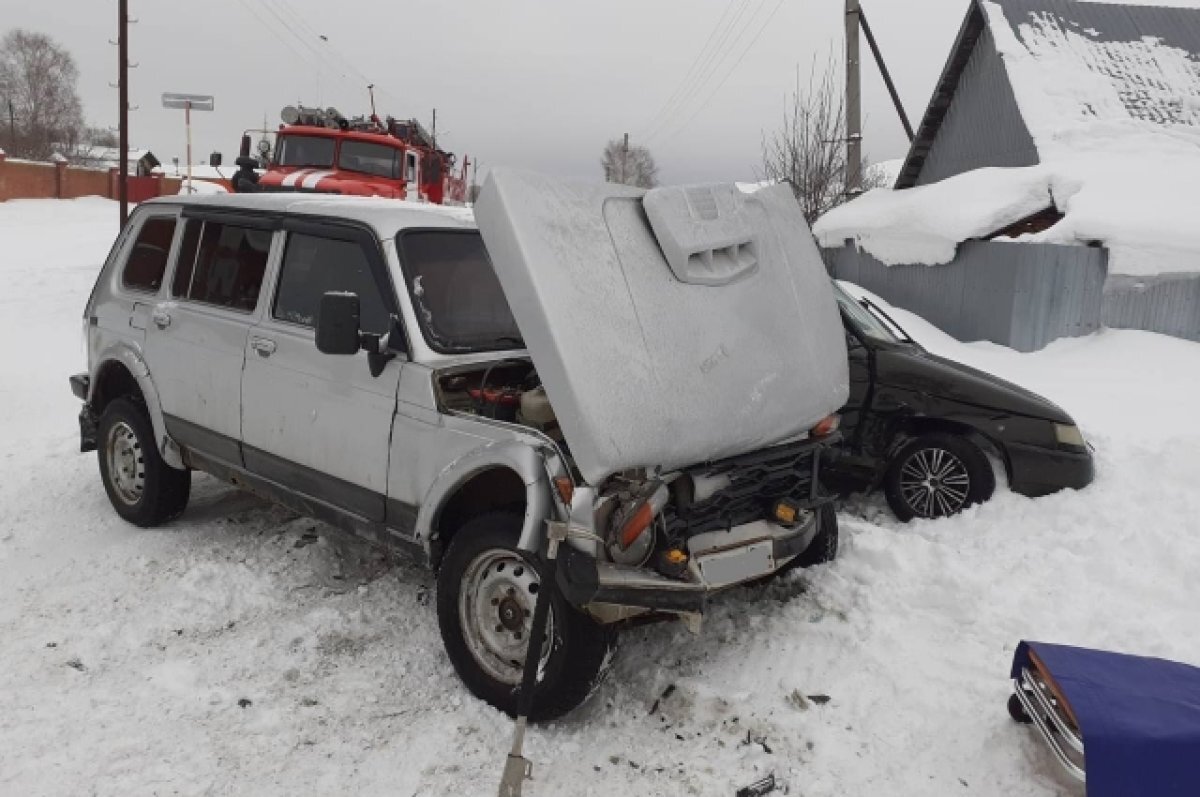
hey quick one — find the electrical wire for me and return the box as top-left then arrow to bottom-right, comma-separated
638,0 -> 748,140
642,0 -> 762,143
650,0 -> 787,146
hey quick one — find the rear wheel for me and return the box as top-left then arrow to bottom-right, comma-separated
436,512 -> 616,721
97,397 -> 190,527
883,433 -> 994,521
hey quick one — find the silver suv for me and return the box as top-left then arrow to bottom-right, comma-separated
70,170 -> 849,720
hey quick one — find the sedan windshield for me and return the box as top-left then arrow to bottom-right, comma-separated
275,135 -> 336,168
833,283 -> 901,344
396,230 -> 523,353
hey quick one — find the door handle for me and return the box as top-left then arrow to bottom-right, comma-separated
250,337 -> 277,356
151,309 -> 171,329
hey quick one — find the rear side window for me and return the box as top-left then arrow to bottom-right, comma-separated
272,233 -> 390,334
172,219 -> 271,312
121,216 -> 176,293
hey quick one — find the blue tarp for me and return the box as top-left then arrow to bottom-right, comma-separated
1012,641 -> 1200,797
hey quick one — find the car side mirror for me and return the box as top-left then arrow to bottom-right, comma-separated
315,292 -> 362,355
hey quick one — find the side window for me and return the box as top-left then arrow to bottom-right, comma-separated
171,219 -> 271,312
121,216 -> 176,293
272,233 -> 390,334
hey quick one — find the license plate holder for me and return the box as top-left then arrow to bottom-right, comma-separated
695,540 -> 775,587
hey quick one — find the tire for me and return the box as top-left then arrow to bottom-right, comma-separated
883,432 -> 994,521
1008,692 -> 1033,724
785,502 -> 839,570
436,512 -> 616,721
97,397 -> 191,527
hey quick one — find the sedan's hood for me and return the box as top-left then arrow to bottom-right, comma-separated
475,170 -> 849,486
876,345 -> 1073,424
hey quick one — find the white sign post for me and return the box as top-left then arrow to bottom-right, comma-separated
162,93 -> 214,193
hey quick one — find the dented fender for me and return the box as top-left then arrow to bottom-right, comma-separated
416,438 -> 558,562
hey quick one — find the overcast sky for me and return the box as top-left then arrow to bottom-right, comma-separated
2,0 -> 974,183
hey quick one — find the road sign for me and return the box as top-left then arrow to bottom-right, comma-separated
162,94 -> 215,194
161,93 -> 214,111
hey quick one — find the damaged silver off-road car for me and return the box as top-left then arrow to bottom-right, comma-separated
71,170 -> 848,720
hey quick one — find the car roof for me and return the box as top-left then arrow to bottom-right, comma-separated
143,193 -> 477,237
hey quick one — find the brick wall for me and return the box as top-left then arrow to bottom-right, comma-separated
0,153 -> 199,202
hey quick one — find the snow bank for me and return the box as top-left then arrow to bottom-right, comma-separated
816,0 -> 1200,278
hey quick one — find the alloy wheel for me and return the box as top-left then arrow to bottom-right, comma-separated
898,447 -> 971,518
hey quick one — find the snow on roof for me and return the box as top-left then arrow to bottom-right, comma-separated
816,0 -> 1200,278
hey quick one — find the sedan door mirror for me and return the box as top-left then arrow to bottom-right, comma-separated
315,292 -> 362,355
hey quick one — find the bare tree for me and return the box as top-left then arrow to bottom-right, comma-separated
0,29 -> 84,160
601,137 -> 658,188
759,56 -> 886,224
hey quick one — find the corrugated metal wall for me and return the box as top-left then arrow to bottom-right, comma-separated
915,25 -> 1039,186
1103,275 -> 1200,343
824,241 -> 1107,352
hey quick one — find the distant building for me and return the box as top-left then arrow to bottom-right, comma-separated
86,147 -> 161,176
816,0 -> 1200,349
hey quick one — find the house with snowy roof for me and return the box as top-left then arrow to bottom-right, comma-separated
815,0 -> 1200,350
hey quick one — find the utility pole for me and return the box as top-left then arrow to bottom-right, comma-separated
845,0 -> 863,197
432,108 -> 437,149
6,99 -> 15,151
622,132 -> 629,184
118,0 -> 130,227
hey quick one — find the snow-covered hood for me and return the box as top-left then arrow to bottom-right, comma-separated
474,169 -> 849,486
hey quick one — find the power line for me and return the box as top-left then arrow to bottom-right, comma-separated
651,0 -> 787,145
638,0 -> 746,139
642,0 -> 762,143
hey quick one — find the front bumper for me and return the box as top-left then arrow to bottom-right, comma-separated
556,507 -> 823,616
1007,441 -> 1095,498
70,374 -> 98,453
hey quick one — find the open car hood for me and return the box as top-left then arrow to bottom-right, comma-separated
474,170 -> 848,486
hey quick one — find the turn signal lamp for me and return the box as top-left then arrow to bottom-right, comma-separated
553,477 -> 574,505
774,499 -> 799,525
810,414 -> 840,438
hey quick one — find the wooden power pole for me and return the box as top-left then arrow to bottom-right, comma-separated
845,0 -> 863,197
118,0 -> 130,227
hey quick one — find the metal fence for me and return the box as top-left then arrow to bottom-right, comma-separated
822,240 -> 1200,351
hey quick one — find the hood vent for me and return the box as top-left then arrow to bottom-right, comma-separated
643,184 -> 759,287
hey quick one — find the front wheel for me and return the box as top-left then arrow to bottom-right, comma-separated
883,433 -> 995,521
436,512 -> 616,721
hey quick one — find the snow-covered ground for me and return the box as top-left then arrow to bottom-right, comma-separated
2,197 -> 1199,796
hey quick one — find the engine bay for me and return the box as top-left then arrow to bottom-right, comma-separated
436,360 -> 562,442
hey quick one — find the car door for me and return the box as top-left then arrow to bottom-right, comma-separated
841,319 -> 875,451
144,211 -> 276,463
240,219 -> 401,522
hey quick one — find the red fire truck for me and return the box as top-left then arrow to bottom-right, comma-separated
233,105 -> 468,205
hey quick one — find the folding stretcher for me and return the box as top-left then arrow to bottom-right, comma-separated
1008,641 -> 1200,797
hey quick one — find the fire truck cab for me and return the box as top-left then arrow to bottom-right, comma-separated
248,106 -> 467,205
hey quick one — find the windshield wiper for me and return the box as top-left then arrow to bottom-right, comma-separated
493,335 -> 526,349
859,297 -> 914,343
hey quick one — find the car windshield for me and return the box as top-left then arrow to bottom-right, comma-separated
275,135 -> 335,168
396,230 -> 523,353
833,283 -> 901,344
338,140 -> 401,179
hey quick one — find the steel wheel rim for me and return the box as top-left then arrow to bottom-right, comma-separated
105,421 -> 146,506
458,549 -> 553,686
899,447 -> 970,518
